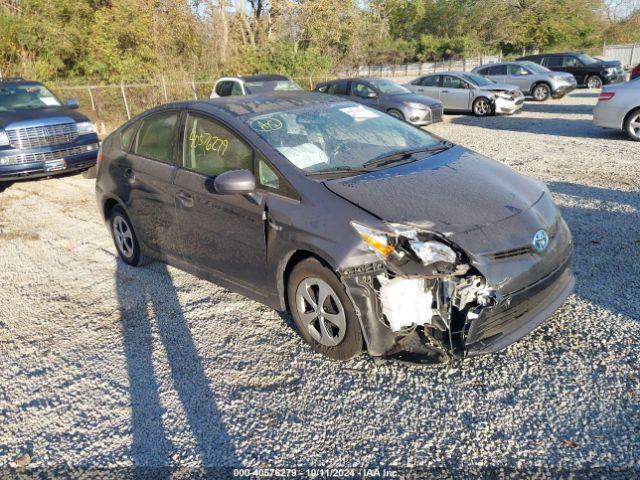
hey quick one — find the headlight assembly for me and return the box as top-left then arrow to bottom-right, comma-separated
76,121 -> 96,135
0,130 -> 9,146
404,102 -> 430,110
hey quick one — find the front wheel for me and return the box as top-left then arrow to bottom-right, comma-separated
625,109 -> 640,142
472,97 -> 492,117
586,75 -> 603,90
532,83 -> 551,102
287,258 -> 363,360
387,109 -> 405,121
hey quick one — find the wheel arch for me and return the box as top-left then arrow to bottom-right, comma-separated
623,106 -> 640,129
277,249 -> 335,312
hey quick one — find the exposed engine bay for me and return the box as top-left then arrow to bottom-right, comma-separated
341,223 -> 502,363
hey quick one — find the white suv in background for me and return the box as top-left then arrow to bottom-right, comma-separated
210,74 -> 302,98
593,77 -> 640,141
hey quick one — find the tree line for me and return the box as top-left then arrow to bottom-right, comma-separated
0,0 -> 638,83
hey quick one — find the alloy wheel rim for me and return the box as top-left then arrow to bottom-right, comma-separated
588,77 -> 601,89
475,99 -> 490,116
113,216 -> 134,259
630,114 -> 640,140
534,86 -> 548,100
296,277 -> 346,347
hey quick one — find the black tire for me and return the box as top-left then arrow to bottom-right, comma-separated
586,75 -> 603,90
472,97 -> 492,117
387,109 -> 405,121
624,108 -> 640,142
109,205 -> 147,266
532,83 -> 551,102
287,258 -> 363,360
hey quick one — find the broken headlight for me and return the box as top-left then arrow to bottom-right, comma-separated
351,221 -> 458,270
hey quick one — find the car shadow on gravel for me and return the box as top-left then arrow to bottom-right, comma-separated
548,181 -> 640,321
523,102 -> 594,115
450,115 -> 625,140
115,260 -> 239,472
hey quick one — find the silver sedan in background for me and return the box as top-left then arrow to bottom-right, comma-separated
405,72 -> 524,116
593,77 -> 640,141
472,61 -> 577,101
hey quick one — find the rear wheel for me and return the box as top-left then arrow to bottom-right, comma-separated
472,97 -> 492,117
586,75 -> 603,90
109,206 -> 146,266
532,83 -> 551,101
624,109 -> 640,142
287,258 -> 363,360
387,109 -> 405,121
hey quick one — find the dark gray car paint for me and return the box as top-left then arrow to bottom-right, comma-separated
96,92 -> 573,360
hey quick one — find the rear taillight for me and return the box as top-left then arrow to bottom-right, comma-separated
633,65 -> 640,75
97,146 -> 103,163
598,92 -> 616,101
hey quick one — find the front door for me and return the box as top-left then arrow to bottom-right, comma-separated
349,81 -> 382,110
507,64 -> 533,93
440,75 -> 472,110
124,110 -> 180,257
173,111 -> 267,291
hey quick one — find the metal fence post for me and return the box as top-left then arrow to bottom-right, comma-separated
120,80 -> 131,120
191,77 -> 198,100
631,44 -> 637,68
87,86 -> 96,111
160,76 -> 168,102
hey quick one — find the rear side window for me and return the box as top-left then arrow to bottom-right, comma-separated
121,122 -> 138,150
546,56 -> 563,67
475,67 -> 489,75
215,81 -> 233,97
183,113 -> 253,177
133,111 -> 178,163
421,76 -> 440,87
488,65 -> 508,75
328,81 -> 348,95
231,82 -> 243,95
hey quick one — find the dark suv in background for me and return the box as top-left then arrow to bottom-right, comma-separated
517,52 -> 625,89
0,78 -> 99,183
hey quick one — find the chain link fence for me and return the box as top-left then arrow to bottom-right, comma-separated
51,56 -> 501,136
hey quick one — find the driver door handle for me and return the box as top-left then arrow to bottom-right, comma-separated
176,191 -> 194,208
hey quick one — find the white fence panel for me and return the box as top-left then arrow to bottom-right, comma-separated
604,44 -> 640,67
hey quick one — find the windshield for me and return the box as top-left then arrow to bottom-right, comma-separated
461,73 -> 494,86
522,61 -> 550,73
368,79 -> 410,95
0,84 -> 62,111
247,102 -> 441,174
244,80 -> 302,94
577,54 -> 599,65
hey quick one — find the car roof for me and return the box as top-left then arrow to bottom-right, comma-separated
199,92 -> 345,118
238,74 -> 290,82
0,78 -> 43,87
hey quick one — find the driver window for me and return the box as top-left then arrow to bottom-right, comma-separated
563,56 -> 582,67
351,82 -> 376,98
442,76 -> 466,89
183,113 -> 253,177
508,65 -> 529,76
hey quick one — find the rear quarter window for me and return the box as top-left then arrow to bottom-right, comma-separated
121,122 -> 139,150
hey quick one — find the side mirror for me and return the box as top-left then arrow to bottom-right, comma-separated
66,98 -> 79,109
213,169 -> 256,195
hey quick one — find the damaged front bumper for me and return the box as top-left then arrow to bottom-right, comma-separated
340,221 -> 574,363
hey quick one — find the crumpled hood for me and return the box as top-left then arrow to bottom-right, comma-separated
0,107 -> 89,130
391,93 -> 442,107
477,83 -> 521,93
324,145 -> 544,235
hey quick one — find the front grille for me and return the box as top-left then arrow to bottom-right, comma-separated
0,143 -> 99,166
491,220 -> 559,260
6,123 -> 79,149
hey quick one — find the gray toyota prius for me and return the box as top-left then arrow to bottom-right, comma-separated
96,92 -> 574,363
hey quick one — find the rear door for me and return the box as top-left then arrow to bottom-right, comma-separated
417,75 -> 441,99
173,111 -> 268,291
124,110 -> 180,257
440,75 -> 472,110
487,64 -> 509,83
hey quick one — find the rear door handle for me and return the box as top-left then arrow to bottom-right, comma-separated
176,191 -> 194,208
442,90 -> 449,93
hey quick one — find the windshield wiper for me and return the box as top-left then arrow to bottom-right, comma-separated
305,167 -> 369,177
363,142 -> 452,170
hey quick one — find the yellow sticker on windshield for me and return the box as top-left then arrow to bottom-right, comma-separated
189,130 -> 229,156
251,118 -> 283,132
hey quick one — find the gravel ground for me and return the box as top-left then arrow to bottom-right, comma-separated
1,90 -> 639,477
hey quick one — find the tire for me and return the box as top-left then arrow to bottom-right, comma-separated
624,108 -> 640,142
532,83 -> 551,102
109,205 -> 147,266
287,258 -> 363,360
387,109 -> 405,120
472,97 -> 492,117
586,75 -> 603,90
